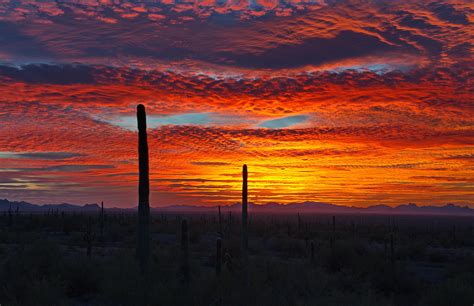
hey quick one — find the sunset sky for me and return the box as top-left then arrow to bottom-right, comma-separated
0,0 -> 472,207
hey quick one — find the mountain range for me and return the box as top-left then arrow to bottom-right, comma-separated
1,199 -> 473,216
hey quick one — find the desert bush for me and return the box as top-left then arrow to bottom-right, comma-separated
62,256 -> 102,299
418,279 -> 474,306
0,240 -> 63,305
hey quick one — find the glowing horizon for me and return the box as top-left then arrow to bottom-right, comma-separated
0,0 -> 472,207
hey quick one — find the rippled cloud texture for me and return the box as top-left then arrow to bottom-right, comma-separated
0,0 -> 473,207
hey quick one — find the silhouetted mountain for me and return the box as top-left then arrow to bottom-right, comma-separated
1,199 -> 472,215
156,201 -> 473,215
0,199 -> 99,212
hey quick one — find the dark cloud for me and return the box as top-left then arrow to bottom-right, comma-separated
20,164 -> 115,172
440,154 -> 474,161
1,152 -> 84,160
428,3 -> 469,25
0,64 -> 95,84
0,21 -> 52,60
191,161 -> 231,166
217,31 -> 416,69
0,1 -> 470,71
411,176 -> 474,182
398,13 -> 439,30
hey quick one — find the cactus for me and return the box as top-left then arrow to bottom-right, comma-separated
390,232 -> 394,264
218,205 -> 223,238
297,213 -> 301,234
100,201 -> 105,238
351,220 -> 356,238
83,216 -> 95,257
329,216 -> 336,270
216,238 -> 222,276
241,165 -> 248,264
181,219 -> 190,283
330,216 -> 336,249
227,212 -> 232,234
7,204 -> 12,230
136,104 -> 150,273
452,224 -> 457,246
224,251 -> 233,272
332,215 -> 336,234
61,212 -> 70,235
241,164 -> 249,286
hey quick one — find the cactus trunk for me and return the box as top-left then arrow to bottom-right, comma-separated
100,201 -> 104,238
242,165 -> 248,261
83,216 -> 94,257
390,232 -> 394,264
331,216 -> 336,249
332,215 -> 336,234
181,219 -> 190,283
297,213 -> 301,234
216,238 -> 222,276
136,104 -> 150,273
218,205 -> 223,238
241,164 -> 248,285
7,204 -> 12,230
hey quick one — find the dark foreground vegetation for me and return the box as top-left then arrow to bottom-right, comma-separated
0,210 -> 473,306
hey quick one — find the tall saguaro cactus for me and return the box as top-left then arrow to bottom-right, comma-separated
181,219 -> 190,283
7,204 -> 12,230
100,201 -> 105,238
136,104 -> 150,273
83,216 -> 95,257
218,205 -> 223,238
241,164 -> 248,283
390,218 -> 395,265
216,238 -> 222,276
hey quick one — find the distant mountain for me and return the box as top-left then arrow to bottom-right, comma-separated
1,199 -> 472,215
0,199 -> 99,212
155,201 -> 473,215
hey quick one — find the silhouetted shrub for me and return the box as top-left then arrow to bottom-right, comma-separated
62,257 -> 101,298
419,279 -> 474,306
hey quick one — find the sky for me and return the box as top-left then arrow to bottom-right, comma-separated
0,0 -> 473,208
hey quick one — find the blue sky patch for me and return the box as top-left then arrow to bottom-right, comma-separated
258,115 -> 310,129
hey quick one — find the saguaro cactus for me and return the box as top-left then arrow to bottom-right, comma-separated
7,204 -> 12,230
242,164 -> 248,263
297,213 -> 301,234
390,232 -> 395,263
241,164 -> 248,285
136,104 -> 150,273
218,205 -> 223,238
452,224 -> 457,246
332,215 -> 336,234
181,219 -> 190,283
100,201 -> 105,238
330,216 -> 336,245
216,238 -> 222,276
83,216 -> 95,257
228,212 -> 232,234
330,216 -> 336,270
